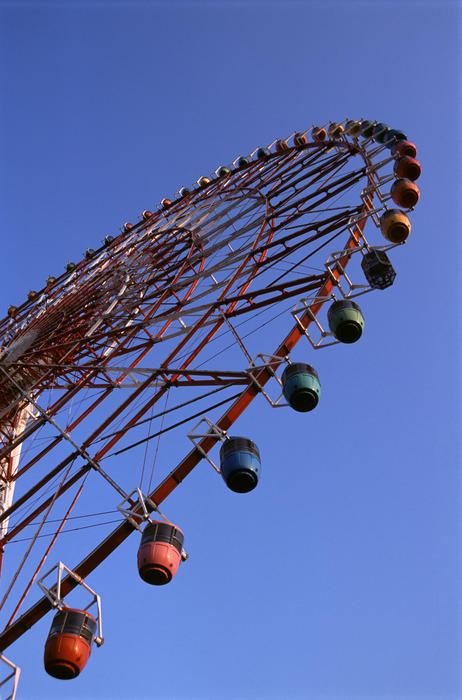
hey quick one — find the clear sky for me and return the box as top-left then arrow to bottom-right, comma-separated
0,1 -> 460,699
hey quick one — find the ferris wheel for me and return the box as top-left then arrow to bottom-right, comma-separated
0,119 -> 420,694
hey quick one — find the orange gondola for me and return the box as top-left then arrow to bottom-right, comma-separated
44,608 -> 97,680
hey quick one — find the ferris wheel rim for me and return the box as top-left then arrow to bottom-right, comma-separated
0,119 -> 420,659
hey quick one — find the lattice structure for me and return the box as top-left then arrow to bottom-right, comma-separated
0,120 -> 420,675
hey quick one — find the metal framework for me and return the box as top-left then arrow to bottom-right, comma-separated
37,561 -> 103,647
0,121 -> 415,663
0,654 -> 20,700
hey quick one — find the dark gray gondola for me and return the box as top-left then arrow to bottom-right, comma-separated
361,249 -> 396,290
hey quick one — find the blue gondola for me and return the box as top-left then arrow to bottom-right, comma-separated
385,129 -> 408,147
256,147 -> 270,160
359,120 -> 375,138
372,122 -> 390,143
220,437 -> 261,493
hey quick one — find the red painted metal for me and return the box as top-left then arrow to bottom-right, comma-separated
6,479 -> 85,627
0,131 -> 395,652
0,199 -> 370,651
44,632 -> 92,679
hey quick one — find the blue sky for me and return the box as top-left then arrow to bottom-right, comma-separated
0,1 -> 460,699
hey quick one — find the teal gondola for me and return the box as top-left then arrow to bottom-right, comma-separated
327,299 -> 364,343
281,363 -> 321,412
